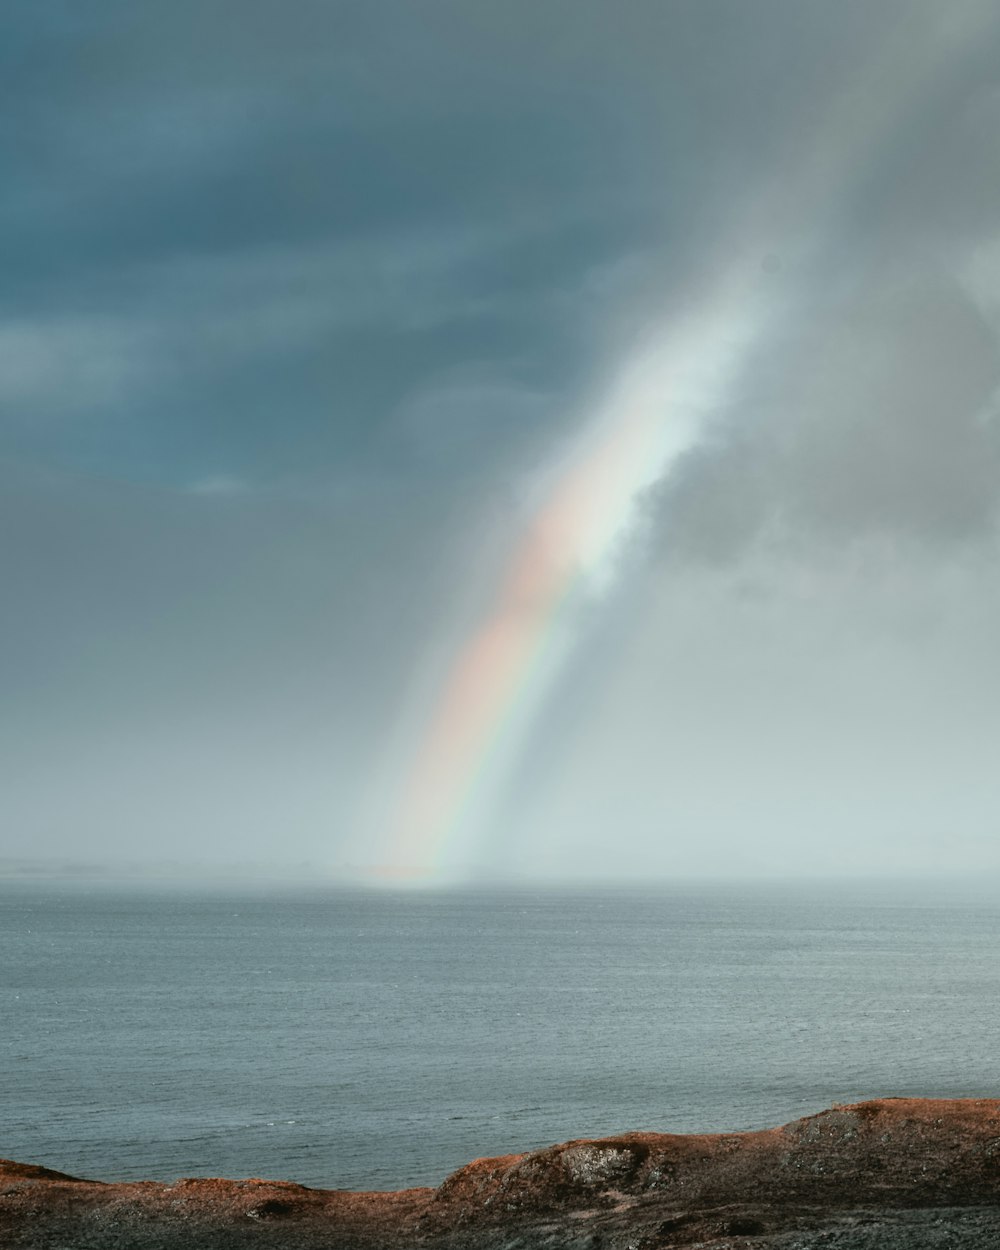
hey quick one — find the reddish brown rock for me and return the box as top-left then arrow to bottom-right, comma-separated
3,1098 -> 1000,1248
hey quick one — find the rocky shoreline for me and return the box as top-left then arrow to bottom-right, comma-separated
4,1098 -> 1000,1248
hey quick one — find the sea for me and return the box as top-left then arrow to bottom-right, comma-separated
3,878 -> 1000,1191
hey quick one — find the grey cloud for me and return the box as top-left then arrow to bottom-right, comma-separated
0,218 -> 617,485
635,2 -> 1000,568
652,260 -> 1000,565
0,316 -> 154,412
853,70 -> 1000,250
387,377 -> 555,478
7,1 -> 975,492
3,1 -> 920,288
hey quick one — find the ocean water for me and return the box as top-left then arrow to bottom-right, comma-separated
3,879 -> 1000,1191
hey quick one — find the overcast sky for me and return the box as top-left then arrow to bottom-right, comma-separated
3,1 -> 1000,882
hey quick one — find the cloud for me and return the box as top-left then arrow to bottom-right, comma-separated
185,474 -> 249,496
649,256 -> 1000,566
0,220 -> 612,486
0,317 -> 154,412
387,377 -> 554,473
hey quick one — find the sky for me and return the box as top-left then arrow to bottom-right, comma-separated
3,1 -> 1000,883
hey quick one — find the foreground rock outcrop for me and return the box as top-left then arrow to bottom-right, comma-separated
4,1099 -> 1000,1248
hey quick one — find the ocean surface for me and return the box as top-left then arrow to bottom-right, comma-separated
3,879 -> 1000,1191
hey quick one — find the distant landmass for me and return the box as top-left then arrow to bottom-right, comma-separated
4,1099 -> 1000,1248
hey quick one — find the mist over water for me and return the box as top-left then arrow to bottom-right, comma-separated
5,879 -> 999,1190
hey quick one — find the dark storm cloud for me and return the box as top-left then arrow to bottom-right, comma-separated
0,2 -> 666,487
2,0 -> 873,275
1,0 -> 920,486
0,225 -> 597,484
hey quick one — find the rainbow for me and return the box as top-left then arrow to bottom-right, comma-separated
362,5 -> 995,883
373,268 -> 772,879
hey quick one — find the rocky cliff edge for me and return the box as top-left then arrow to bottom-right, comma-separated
4,1098 -> 1000,1248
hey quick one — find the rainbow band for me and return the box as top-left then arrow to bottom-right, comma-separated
377,297 -> 763,879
